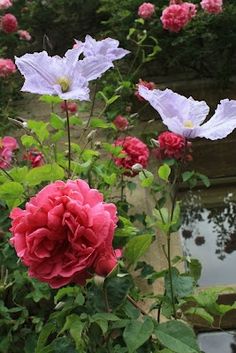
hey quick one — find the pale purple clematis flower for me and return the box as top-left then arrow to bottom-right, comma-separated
15,47 -> 113,100
139,86 -> 236,140
74,35 -> 130,63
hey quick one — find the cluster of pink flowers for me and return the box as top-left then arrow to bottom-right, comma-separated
60,101 -> 78,113
24,148 -> 45,168
200,0 -> 223,14
0,58 -> 16,77
0,0 -> 12,10
0,136 -> 18,169
161,1 -> 197,32
135,79 -> 156,102
10,179 -> 118,288
138,2 -> 155,19
113,115 -> 129,131
114,136 -> 149,176
153,131 -> 192,161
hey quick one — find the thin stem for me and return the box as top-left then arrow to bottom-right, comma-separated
0,167 -> 14,181
64,100 -> 71,178
167,233 -> 176,319
127,295 -> 149,316
120,174 -> 125,202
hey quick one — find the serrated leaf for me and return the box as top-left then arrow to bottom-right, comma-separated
35,323 -> 56,353
154,321 -> 200,353
50,113 -> 65,129
0,181 -> 24,208
182,171 -> 195,182
124,234 -> 153,265
28,120 -> 49,143
60,314 -> 84,350
105,275 -> 132,309
25,163 -> 64,186
139,170 -> 154,188
123,317 -> 154,352
21,135 -> 38,148
91,118 -> 115,129
69,116 -> 82,125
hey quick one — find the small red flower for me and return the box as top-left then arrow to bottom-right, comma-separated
135,79 -> 155,102
153,131 -> 192,160
114,136 -> 149,176
18,30 -> 31,41
1,13 -> 18,33
113,115 -> 129,131
0,136 -> 18,169
24,148 -> 45,168
60,101 -> 78,113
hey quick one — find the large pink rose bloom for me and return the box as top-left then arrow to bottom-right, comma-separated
138,2 -> 155,19
10,179 -> 118,288
0,0 -> 12,10
200,0 -> 223,14
161,2 -> 197,32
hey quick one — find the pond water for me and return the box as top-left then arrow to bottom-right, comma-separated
181,192 -> 236,286
198,331 -> 236,353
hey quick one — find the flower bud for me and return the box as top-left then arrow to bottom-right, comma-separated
131,163 -> 143,173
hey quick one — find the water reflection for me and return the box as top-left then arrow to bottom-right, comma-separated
198,331 -> 236,353
181,192 -> 236,286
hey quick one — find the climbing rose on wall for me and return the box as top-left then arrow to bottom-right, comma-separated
114,136 -> 149,176
0,58 -> 16,77
10,179 -> 118,288
138,2 -> 155,19
200,0 -> 223,14
1,13 -> 18,33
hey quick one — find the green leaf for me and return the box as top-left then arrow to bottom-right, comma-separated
139,170 -> 154,188
21,135 -> 38,148
123,317 -> 154,352
35,323 -> 56,353
197,173 -> 210,188
69,116 -> 82,126
158,164 -> 171,181
54,286 -> 83,304
39,95 -> 62,104
107,95 -> 120,105
124,234 -> 153,265
182,171 -> 195,182
90,118 -> 115,129
25,163 -> 65,186
103,173 -> 117,185
0,181 -> 24,208
28,120 -> 49,143
188,258 -> 202,282
154,321 -> 200,353
60,314 -> 84,350
92,313 -> 120,321
165,269 -> 194,299
9,167 -> 28,183
105,275 -> 132,309
51,130 -> 65,143
185,307 -> 214,325
102,143 -> 123,157
50,113 -> 65,129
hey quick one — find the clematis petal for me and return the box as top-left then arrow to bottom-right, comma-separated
197,99 -> 236,140
139,86 -> 209,125
163,117 -> 200,138
15,52 -> 57,95
76,55 -> 113,81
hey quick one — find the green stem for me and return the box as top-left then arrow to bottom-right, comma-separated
167,233 -> 176,319
64,100 -> 71,178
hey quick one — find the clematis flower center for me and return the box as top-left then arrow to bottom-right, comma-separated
183,120 -> 194,128
57,76 -> 70,92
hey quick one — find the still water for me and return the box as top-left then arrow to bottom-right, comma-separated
181,192 -> 236,286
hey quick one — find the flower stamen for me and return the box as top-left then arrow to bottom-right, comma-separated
183,120 -> 194,128
57,76 -> 70,92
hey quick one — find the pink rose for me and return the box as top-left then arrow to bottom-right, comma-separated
0,0 -> 12,10
113,115 -> 129,131
200,0 -> 223,14
138,2 -> 155,19
114,136 -> 149,176
0,136 -> 18,169
1,13 -> 18,33
161,2 -> 196,32
17,30 -> 31,41
10,179 -> 118,288
0,58 -> 16,77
